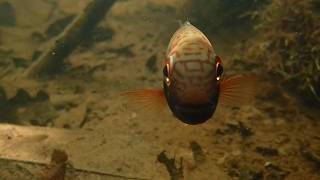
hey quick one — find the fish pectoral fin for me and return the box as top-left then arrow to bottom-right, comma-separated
121,88 -> 167,114
218,75 -> 257,107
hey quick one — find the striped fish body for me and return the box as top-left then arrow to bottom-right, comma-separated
163,22 -> 221,124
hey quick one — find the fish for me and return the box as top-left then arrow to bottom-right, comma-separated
123,21 -> 256,125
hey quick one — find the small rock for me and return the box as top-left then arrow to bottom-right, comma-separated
263,106 -> 277,118
226,121 -> 253,137
31,32 -> 46,44
9,89 -> 32,105
54,103 -> 87,128
239,169 -> 264,180
17,107 -> 27,114
17,102 -> 57,126
217,153 -> 229,165
130,112 -> 137,119
231,150 -> 242,156
12,57 -> 28,68
145,54 -> 158,73
264,161 -> 272,167
255,146 -> 279,156
106,44 -> 135,57
278,143 -> 295,156
275,134 -> 290,144
264,162 -> 290,179
50,94 -> 80,109
226,120 -> 239,131
238,121 -> 253,137
190,141 -> 206,164
34,90 -> 50,102
275,118 -> 286,126
145,32 -> 154,38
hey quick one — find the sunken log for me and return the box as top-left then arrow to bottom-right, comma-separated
24,0 -> 116,78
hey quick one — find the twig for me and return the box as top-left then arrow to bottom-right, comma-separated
157,151 -> 183,180
0,156 -> 148,180
39,149 -> 68,180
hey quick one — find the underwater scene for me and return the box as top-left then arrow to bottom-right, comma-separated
0,0 -> 319,179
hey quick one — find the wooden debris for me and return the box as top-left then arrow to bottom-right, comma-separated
189,141 -> 205,165
39,149 -> 68,180
157,151 -> 183,180
255,146 -> 279,157
24,0 -> 116,78
45,15 -> 76,39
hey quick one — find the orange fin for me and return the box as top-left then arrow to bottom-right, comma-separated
218,75 -> 257,107
121,89 -> 167,113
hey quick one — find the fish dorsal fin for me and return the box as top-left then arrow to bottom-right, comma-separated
218,75 -> 257,107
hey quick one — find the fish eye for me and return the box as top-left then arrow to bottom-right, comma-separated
215,56 -> 223,80
163,65 -> 169,77
163,65 -> 171,86
216,63 -> 223,80
165,77 -> 171,86
163,63 -> 171,77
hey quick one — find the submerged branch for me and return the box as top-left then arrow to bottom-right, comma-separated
157,151 -> 184,180
24,0 -> 116,78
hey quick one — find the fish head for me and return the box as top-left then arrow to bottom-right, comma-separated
163,55 -> 223,124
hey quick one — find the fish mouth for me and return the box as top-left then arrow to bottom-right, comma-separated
173,103 -> 216,125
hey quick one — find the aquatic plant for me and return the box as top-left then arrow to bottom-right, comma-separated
247,0 -> 320,104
